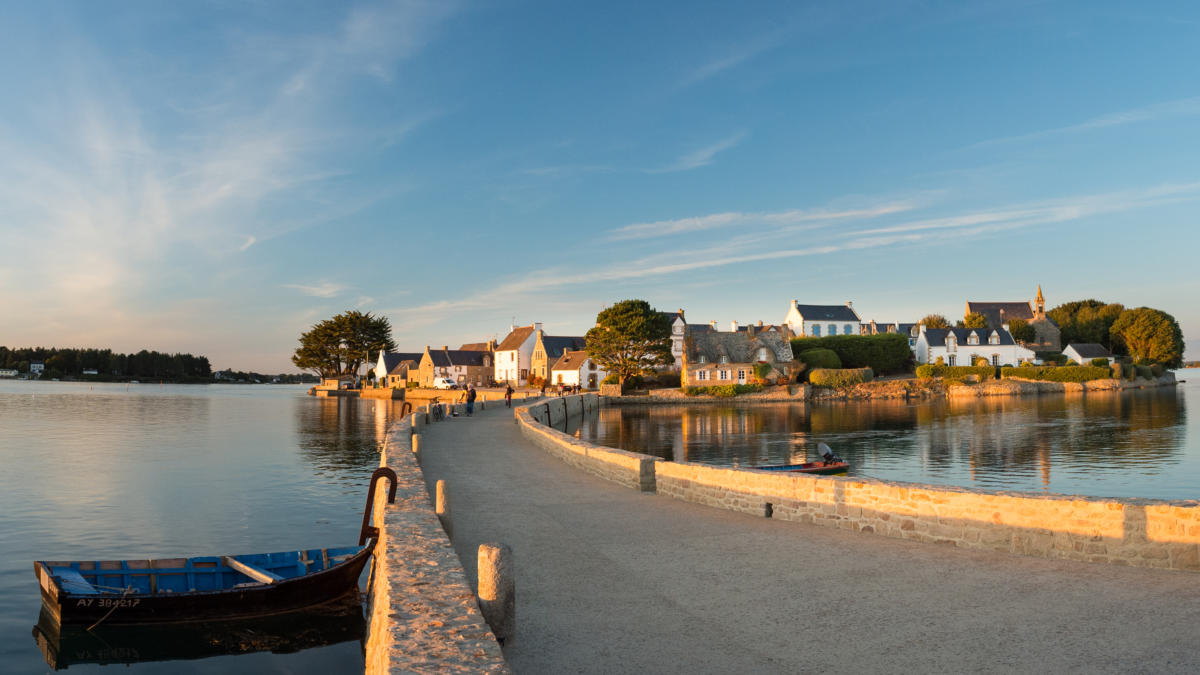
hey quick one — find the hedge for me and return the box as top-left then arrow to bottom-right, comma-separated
796,348 -> 841,370
682,384 -> 763,397
1136,365 -> 1154,379
790,333 -> 911,374
808,368 -> 873,388
1090,358 -> 1110,367
1000,366 -> 1111,382
915,364 -> 995,381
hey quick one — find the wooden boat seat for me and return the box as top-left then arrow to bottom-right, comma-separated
221,557 -> 284,585
54,569 -> 100,595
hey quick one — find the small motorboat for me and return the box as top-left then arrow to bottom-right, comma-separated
757,442 -> 849,475
34,468 -> 397,627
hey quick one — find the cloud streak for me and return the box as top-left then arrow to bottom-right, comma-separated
282,282 -> 347,298
970,96 -> 1200,148
645,131 -> 747,174
608,200 -> 917,241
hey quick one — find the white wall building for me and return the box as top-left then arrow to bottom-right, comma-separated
785,301 -> 862,337
915,325 -> 1036,366
549,350 -> 607,388
494,322 -> 541,384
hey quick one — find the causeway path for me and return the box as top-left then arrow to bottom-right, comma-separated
416,405 -> 1200,674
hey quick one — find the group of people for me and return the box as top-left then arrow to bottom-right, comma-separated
455,382 -> 582,415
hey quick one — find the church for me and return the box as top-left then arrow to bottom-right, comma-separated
965,286 -> 1061,351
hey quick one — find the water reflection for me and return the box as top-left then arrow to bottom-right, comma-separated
564,386 -> 1193,499
295,398 -> 405,481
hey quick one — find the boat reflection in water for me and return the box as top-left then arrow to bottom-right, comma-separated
32,594 -> 365,670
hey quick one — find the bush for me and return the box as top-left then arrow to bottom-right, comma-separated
1037,351 -> 1069,365
1000,366 -> 1111,382
1136,365 -> 1154,380
796,348 -> 841,370
790,333 -> 912,374
808,368 -> 874,388
683,384 -> 762,397
602,373 -> 619,384
1151,364 -> 1164,377
1090,358 -> 1110,368
915,364 -> 995,381
653,372 -> 681,388
973,356 -> 991,367
1109,362 -> 1126,379
406,381 -> 419,388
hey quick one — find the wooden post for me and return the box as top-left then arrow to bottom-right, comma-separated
412,433 -> 422,464
477,543 -> 514,641
435,479 -> 452,537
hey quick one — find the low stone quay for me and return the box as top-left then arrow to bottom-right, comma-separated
367,394 -> 1200,672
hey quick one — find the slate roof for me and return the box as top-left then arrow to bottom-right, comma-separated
965,301 -> 1033,327
792,303 -> 861,322
539,335 -> 586,357
1065,343 -> 1112,359
689,330 -> 793,364
496,325 -> 536,351
686,323 -> 715,333
380,352 -> 423,373
921,328 -> 1017,348
551,349 -> 590,372
427,348 -> 490,367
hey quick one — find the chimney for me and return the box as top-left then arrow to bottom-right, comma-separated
442,345 -> 448,351
847,301 -> 853,307
730,320 -> 739,332
757,320 -> 763,327
1002,322 -> 1010,332
709,320 -> 716,329
534,322 -> 543,332
747,324 -> 756,338
919,324 -> 927,335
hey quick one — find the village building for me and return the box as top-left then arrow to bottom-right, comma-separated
682,324 -> 797,386
1063,343 -> 1113,365
860,320 -> 921,349
663,310 -> 722,370
319,375 -> 356,390
549,350 -> 607,388
530,331 -> 586,382
784,301 -> 862,337
965,285 -> 1061,351
915,325 -> 1035,366
0,369 -> 18,378
373,350 -> 424,388
494,323 -> 541,385
419,346 -> 493,387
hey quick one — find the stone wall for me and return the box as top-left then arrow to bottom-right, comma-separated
515,394 -> 657,492
519,396 -> 1200,572
365,415 -> 508,673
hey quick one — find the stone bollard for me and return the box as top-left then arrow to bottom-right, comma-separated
412,433 -> 422,464
477,543 -> 514,642
411,412 -> 422,432
435,479 -> 452,537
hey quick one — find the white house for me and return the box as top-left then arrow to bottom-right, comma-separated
549,350 -> 607,388
785,301 -> 862,337
1063,343 -> 1112,365
30,361 -> 45,375
0,369 -> 18,378
494,322 -> 541,385
915,325 -> 1035,366
373,350 -> 423,387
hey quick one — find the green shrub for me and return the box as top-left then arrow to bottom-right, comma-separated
1151,364 -> 1164,377
973,356 -> 991,367
602,373 -> 619,384
1090,358 -> 1110,367
1037,351 -> 1069,365
790,333 -> 912,374
752,362 -> 773,381
1000,366 -> 1111,382
683,384 -> 762,397
808,368 -> 874,388
915,364 -> 994,381
796,348 -> 841,370
1136,365 -> 1154,380
654,372 -> 681,388
1109,362 -> 1126,379
406,381 -> 419,388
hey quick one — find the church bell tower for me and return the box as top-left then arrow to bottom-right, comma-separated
1035,285 -> 1045,316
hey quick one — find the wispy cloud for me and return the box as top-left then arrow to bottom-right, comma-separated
646,131 -> 747,174
678,34 -> 783,89
238,235 -> 257,252
282,282 -> 346,298
608,200 -> 917,241
970,96 -> 1200,148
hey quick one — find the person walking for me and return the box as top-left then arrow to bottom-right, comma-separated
505,384 -> 513,408
466,385 -> 477,416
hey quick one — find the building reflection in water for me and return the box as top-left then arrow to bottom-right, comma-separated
295,397 -> 411,486
563,387 -> 1189,499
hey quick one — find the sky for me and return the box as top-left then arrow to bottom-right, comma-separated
1,0 -> 1198,372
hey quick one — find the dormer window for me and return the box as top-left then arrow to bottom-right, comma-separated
697,355 -> 707,364
719,355 -> 729,364
989,332 -> 1000,345
947,334 -> 957,351
757,347 -> 769,361
967,332 -> 979,346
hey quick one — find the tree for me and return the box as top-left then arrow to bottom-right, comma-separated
961,312 -> 988,329
585,299 -> 673,387
1048,300 -> 1124,350
1110,307 -> 1184,368
919,314 -> 950,329
1007,319 -> 1037,344
292,311 -> 397,377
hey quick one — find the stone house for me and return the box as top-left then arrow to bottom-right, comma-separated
663,310 -> 721,370
373,350 -> 423,388
549,350 -> 607,388
494,323 -> 541,385
965,285 -> 1061,351
419,346 -> 493,387
784,301 -> 862,337
682,324 -> 797,386
915,325 -> 1036,366
530,331 -> 586,382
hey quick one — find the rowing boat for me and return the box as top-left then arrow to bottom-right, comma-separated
755,461 -> 850,475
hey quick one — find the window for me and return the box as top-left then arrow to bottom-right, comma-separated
812,324 -> 821,336
556,374 -> 563,384
946,335 -> 956,351
989,332 -> 1000,345
697,370 -> 708,381
948,355 -> 957,366
968,332 -> 979,346
737,369 -> 745,382
991,354 -> 999,366
756,347 -> 769,361
719,355 -> 729,364
673,324 -> 684,334
828,324 -> 837,335
845,324 -> 854,335
697,355 -> 707,364
719,370 -> 729,380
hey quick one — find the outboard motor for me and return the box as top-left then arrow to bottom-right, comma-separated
817,442 -> 842,465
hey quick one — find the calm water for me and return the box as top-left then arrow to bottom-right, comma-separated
564,369 -> 1200,501
0,381 -> 407,674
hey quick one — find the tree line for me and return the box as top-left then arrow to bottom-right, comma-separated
0,346 -> 213,380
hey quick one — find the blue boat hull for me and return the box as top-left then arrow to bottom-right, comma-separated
35,544 -> 374,626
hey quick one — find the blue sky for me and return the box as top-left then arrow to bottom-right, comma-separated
2,1 -> 1198,371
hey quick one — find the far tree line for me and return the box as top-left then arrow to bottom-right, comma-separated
920,300 -> 1184,368
1,346 -> 318,384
